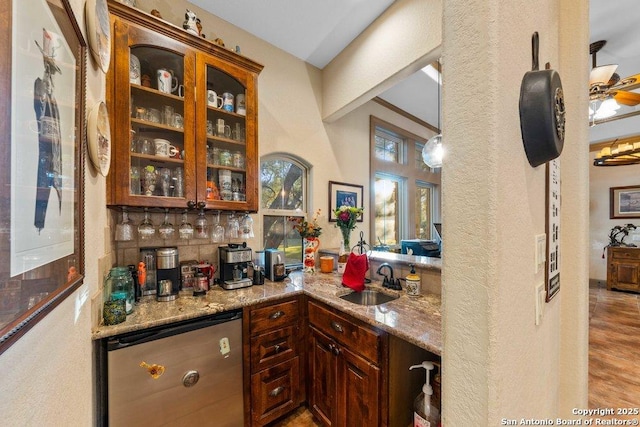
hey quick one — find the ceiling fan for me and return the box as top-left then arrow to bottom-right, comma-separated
589,40 -> 640,122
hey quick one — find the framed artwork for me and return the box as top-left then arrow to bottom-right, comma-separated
0,0 -> 86,355
610,185 -> 640,219
328,181 -> 364,222
545,158 -> 560,302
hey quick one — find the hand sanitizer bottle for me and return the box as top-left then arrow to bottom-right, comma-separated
409,361 -> 441,427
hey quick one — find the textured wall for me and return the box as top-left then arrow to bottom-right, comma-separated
442,0 -> 588,424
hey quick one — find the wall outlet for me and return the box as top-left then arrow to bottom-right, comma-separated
534,234 -> 546,274
535,282 -> 546,326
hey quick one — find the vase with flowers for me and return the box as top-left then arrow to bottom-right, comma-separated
289,209 -> 322,273
333,205 -> 364,273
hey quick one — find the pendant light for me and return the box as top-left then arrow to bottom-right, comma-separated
422,62 -> 444,168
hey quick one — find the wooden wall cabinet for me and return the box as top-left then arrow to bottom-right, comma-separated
307,299 -> 387,427
607,246 -> 640,293
107,1 -> 262,211
244,297 -> 305,426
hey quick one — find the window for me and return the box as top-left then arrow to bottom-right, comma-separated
370,117 -> 439,247
261,155 -> 309,266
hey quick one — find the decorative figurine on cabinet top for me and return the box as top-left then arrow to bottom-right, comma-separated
183,9 -> 199,36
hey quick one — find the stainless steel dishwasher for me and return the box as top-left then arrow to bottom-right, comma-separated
105,310 -> 243,426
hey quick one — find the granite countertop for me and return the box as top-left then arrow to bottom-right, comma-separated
318,249 -> 442,271
92,271 -> 442,355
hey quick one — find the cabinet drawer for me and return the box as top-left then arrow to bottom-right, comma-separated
251,325 -> 298,373
250,299 -> 299,335
611,248 -> 640,260
251,357 -> 300,426
308,300 -> 381,364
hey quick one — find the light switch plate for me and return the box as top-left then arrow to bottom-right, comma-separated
535,234 -> 546,274
535,282 -> 546,326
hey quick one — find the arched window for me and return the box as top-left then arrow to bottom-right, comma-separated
261,154 -> 309,267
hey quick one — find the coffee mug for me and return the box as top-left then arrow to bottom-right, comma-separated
222,92 -> 234,112
207,90 -> 223,108
157,68 -> 178,94
153,138 -> 179,157
235,93 -> 246,115
219,169 -> 232,191
130,54 -> 141,85
176,85 -> 185,98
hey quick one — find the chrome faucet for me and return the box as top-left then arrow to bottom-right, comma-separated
376,263 -> 402,290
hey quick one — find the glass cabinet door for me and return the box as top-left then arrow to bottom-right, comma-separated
196,54 -> 258,211
109,17 -> 196,208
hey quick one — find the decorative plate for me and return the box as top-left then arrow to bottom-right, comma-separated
87,102 -> 111,176
85,0 -> 111,73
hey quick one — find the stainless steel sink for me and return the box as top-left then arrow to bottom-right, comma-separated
339,289 -> 399,306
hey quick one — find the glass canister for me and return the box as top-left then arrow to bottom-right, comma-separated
105,266 -> 135,315
219,149 -> 232,167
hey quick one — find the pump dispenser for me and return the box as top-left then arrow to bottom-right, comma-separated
409,361 -> 441,427
406,264 -> 421,296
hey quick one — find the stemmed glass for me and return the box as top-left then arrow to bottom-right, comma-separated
138,208 -> 155,240
240,213 -> 254,239
115,208 -> 135,241
158,208 -> 175,239
195,208 -> 209,239
226,212 -> 239,240
179,210 -> 194,240
211,211 -> 225,243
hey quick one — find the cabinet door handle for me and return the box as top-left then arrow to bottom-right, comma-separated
330,321 -> 343,333
328,343 -> 340,356
274,344 -> 281,353
269,310 -> 285,320
269,386 -> 284,397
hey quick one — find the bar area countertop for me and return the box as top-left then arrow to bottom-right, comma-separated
92,271 -> 442,355
318,249 -> 442,271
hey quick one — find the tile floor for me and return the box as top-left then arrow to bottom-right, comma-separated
274,283 -> 640,426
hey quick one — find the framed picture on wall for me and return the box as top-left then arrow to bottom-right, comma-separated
0,0 -> 86,356
328,181 -> 364,222
610,185 -> 640,219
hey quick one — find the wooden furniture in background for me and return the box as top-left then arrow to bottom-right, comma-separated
607,246 -> 640,293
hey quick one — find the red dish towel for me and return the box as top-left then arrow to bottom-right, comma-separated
342,252 -> 368,292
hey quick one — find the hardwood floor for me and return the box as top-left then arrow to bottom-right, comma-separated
274,284 -> 640,426
589,281 -> 640,419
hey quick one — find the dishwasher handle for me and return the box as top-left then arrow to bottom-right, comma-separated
107,309 -> 242,350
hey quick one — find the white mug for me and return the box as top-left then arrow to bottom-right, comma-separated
130,54 -> 141,85
157,68 -> 178,94
207,90 -> 223,108
153,139 -> 179,158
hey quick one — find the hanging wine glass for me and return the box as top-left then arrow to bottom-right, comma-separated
115,207 -> 135,241
211,210 -> 225,243
240,213 -> 254,238
179,210 -> 194,240
195,208 -> 209,239
226,212 -> 239,240
158,208 -> 175,239
138,208 -> 155,240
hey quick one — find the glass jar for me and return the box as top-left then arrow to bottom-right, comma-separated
219,149 -> 232,167
105,266 -> 135,314
232,151 -> 244,169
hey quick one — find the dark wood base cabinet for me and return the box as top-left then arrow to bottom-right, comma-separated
607,247 -> 640,293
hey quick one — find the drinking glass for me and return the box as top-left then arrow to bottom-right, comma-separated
179,210 -> 194,240
240,213 -> 254,238
138,208 -> 155,240
195,209 -> 209,239
211,211 -> 225,243
158,209 -> 175,239
115,208 -> 135,241
173,167 -> 184,198
143,166 -> 157,196
226,212 -> 239,239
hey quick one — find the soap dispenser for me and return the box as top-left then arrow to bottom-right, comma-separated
405,264 -> 421,296
409,361 -> 441,427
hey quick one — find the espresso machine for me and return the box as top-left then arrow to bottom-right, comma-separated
156,247 -> 180,301
219,244 -> 253,290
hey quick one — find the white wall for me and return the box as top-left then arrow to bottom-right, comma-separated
589,151 -> 640,281
442,0 -> 589,424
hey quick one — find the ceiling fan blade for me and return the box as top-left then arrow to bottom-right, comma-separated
610,72 -> 640,91
589,64 -> 618,86
611,90 -> 640,106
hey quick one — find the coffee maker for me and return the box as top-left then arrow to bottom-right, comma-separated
156,247 -> 180,301
219,244 -> 253,290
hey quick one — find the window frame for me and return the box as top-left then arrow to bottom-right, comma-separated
369,116 -> 440,246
